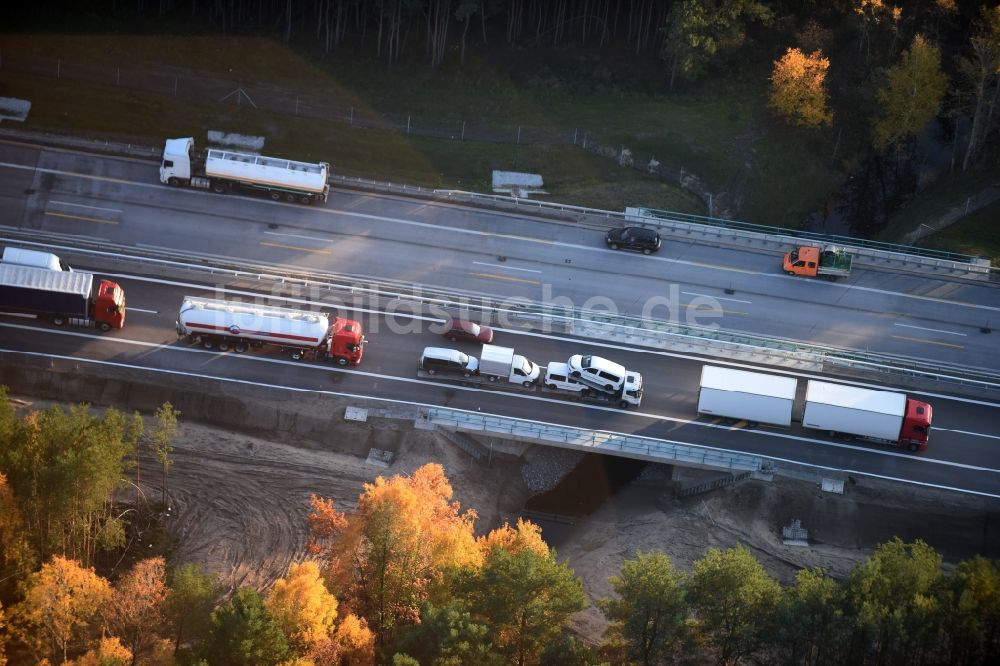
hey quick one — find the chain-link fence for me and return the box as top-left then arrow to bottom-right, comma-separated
0,51 -> 704,202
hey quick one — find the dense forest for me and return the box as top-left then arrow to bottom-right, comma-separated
1,390 -> 999,665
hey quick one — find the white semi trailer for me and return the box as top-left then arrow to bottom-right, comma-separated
696,365 -> 933,451
159,138 -> 330,204
697,365 -> 797,427
802,381 -> 931,451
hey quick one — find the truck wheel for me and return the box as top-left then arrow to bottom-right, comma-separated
642,248 -> 652,255
786,271 -> 796,276
604,384 -> 614,391
570,370 -> 581,378
98,322 -> 112,332
290,350 -> 303,360
270,192 -> 281,201
610,243 -> 619,250
463,371 -> 473,378
285,193 -> 297,203
52,316 -> 66,326
211,181 -> 227,194
300,195 -> 312,205
218,341 -> 230,352
234,343 -> 246,353
522,380 -> 533,388
547,383 -> 557,390
167,177 -> 180,186
908,442 -> 919,452
619,400 -> 630,408
202,339 -> 214,349
337,357 -> 348,366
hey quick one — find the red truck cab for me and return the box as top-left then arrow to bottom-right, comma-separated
327,317 -> 365,365
94,280 -> 126,331
900,399 -> 932,451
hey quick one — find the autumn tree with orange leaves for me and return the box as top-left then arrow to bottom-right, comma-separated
307,463 -> 479,651
769,47 -> 833,128
106,557 -> 168,665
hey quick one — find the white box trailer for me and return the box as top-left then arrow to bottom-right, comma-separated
697,365 -> 797,427
802,381 -> 906,442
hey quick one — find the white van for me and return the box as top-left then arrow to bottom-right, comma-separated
543,362 -> 588,393
566,354 -> 627,392
2,247 -> 71,272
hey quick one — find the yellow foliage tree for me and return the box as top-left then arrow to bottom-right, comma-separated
308,463 -> 478,650
68,635 -> 132,666
14,555 -> 112,664
330,613 -> 375,666
769,47 -> 833,128
477,518 -> 549,558
266,560 -> 338,654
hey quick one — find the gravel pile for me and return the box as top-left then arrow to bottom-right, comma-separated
521,447 -> 584,492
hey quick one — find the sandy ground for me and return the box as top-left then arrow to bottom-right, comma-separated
11,394 -> 999,643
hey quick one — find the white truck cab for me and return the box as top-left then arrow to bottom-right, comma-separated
159,137 -> 195,185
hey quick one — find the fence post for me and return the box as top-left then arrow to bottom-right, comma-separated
407,115 -> 411,134
295,96 -> 299,116
517,126 -> 521,145
350,106 -> 353,126
573,128 -> 577,144
461,121 -> 465,141
173,76 -> 178,97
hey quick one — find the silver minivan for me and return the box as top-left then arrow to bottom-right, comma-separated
2,247 -> 71,271
420,347 -> 479,377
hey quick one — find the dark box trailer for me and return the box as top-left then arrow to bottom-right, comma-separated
0,264 -> 93,319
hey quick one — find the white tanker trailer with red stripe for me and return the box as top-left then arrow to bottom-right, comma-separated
176,296 -> 364,366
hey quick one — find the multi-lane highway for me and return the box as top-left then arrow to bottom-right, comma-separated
0,137 -> 998,497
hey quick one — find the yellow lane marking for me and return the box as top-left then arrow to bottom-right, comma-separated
678,302 -> 748,317
484,232 -> 554,244
891,335 -> 964,350
259,241 -> 332,255
471,272 -> 542,285
44,211 -> 118,225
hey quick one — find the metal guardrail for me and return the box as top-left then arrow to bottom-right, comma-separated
433,190 -> 995,277
425,407 -> 766,472
3,229 -> 999,393
636,207 -> 979,264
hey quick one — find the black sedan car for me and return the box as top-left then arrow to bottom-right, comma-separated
442,318 -> 494,344
605,226 -> 661,254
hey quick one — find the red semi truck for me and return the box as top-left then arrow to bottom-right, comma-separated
0,264 -> 125,331
176,296 -> 365,365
